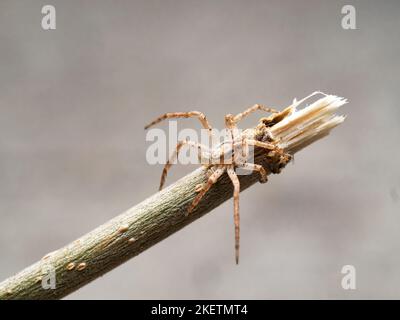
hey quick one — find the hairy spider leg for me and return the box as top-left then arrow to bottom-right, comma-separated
144,111 -> 213,137
239,163 -> 268,183
159,140 -> 212,190
187,166 -> 226,214
245,139 -> 275,151
233,104 -> 278,123
227,166 -> 241,264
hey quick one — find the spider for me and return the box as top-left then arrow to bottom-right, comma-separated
144,93 -> 320,263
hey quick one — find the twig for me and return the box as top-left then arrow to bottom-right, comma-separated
0,93 -> 346,299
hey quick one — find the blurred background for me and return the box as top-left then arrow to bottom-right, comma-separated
0,0 -> 399,299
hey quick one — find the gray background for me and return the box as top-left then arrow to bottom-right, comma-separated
0,0 -> 399,299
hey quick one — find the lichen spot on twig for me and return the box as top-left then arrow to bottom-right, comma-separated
42,250 -> 56,260
118,224 -> 130,234
76,262 -> 87,271
66,262 -> 76,271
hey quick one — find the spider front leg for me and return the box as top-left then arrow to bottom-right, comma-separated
233,104 -> 278,124
144,111 -> 213,137
159,140 -> 211,190
187,166 -> 226,215
227,166 -> 241,264
239,163 -> 268,183
245,139 -> 275,151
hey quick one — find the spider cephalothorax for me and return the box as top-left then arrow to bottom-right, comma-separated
144,101 -> 299,264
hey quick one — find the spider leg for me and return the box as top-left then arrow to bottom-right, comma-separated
233,104 -> 278,124
144,111 -> 213,135
187,166 -> 226,214
160,140 -> 211,190
239,163 -> 268,183
245,139 -> 275,151
227,166 -> 241,265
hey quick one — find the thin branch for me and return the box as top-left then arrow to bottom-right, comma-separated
0,93 -> 346,300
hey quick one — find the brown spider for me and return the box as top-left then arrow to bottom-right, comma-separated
145,93 -> 320,263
